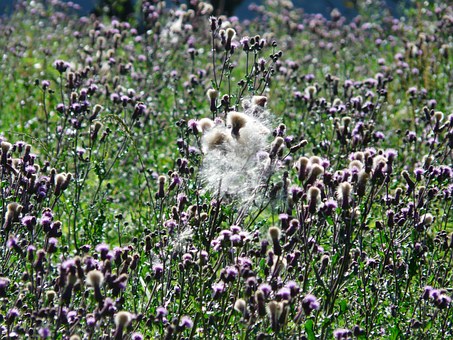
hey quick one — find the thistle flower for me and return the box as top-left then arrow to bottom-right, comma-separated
267,301 -> 283,332
337,182 -> 352,209
333,328 -> 352,339
301,294 -> 320,315
227,111 -> 249,138
86,269 -> 104,302
268,226 -> 282,256
114,311 -> 132,340
234,298 -> 248,319
207,89 -> 218,112
3,202 -> 23,232
199,98 -> 273,199
179,315 -> 193,329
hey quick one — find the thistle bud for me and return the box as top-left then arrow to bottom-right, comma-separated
156,176 -> 166,198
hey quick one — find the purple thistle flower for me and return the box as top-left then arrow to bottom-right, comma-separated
179,315 -> 193,329
38,327 -> 51,338
156,306 -> 168,318
132,333 -> 144,340
302,294 -> 320,315
333,328 -> 352,339
258,283 -> 272,297
211,282 -> 225,298
276,287 -> 291,301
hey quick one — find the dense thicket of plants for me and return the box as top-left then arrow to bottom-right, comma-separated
0,0 -> 452,338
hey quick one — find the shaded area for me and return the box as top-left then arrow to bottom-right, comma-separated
0,0 -> 408,20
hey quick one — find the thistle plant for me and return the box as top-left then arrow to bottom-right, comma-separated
0,0 -> 452,339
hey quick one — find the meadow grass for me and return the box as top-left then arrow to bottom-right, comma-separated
0,0 -> 452,339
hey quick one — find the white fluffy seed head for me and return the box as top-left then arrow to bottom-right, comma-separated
206,88 -> 218,100
198,118 -> 215,133
337,182 -> 352,200
86,270 -> 104,287
308,186 -> 321,200
268,226 -> 281,241
234,298 -> 247,314
227,111 -> 249,138
202,129 -> 232,152
114,311 -> 132,328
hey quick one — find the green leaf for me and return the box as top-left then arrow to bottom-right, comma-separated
339,300 -> 348,314
389,325 -> 401,340
304,319 -> 315,340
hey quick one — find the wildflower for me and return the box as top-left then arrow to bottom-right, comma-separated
301,294 -> 320,315
114,311 -> 132,340
267,301 -> 283,332
234,299 -> 248,319
268,226 -> 282,256
38,327 -> 51,338
333,328 -> 352,339
3,202 -> 23,232
86,269 -> 104,302
207,89 -> 218,112
179,315 -> 193,329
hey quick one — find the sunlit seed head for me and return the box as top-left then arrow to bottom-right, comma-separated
252,95 -> 267,107
349,160 -> 363,170
86,270 -> 104,287
203,129 -> 231,151
198,118 -> 215,133
234,299 -> 247,314
227,111 -> 249,138
434,111 -> 444,122
226,28 -> 236,40
308,186 -> 320,200
268,226 -> 281,242
207,88 -> 218,100
1,141 -> 12,153
46,290 -> 56,302
337,182 -> 352,200
114,311 -> 132,328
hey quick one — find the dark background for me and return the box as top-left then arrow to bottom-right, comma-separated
0,0 -> 407,20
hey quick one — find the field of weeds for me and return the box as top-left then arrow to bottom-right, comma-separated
0,0 -> 452,338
